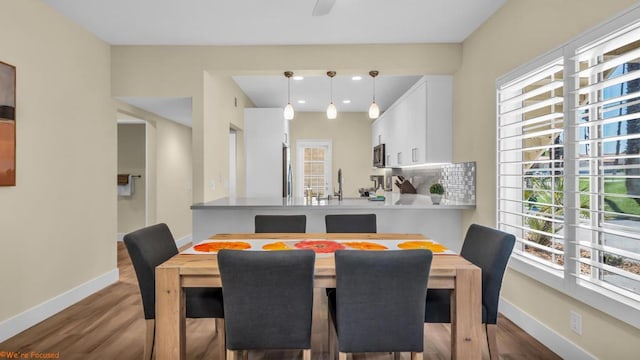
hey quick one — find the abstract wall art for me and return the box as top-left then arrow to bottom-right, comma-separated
0,61 -> 16,186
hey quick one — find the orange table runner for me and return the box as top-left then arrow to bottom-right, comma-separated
182,238 -> 454,254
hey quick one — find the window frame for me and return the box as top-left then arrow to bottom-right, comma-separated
496,5 -> 640,329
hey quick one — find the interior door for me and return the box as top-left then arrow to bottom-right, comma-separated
296,140 -> 332,198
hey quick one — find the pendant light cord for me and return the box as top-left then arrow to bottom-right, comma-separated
330,75 -> 333,103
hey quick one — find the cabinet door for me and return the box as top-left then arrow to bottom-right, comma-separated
393,92 -> 409,166
383,106 -> 398,167
371,118 -> 382,146
405,81 -> 427,164
424,76 -> 452,163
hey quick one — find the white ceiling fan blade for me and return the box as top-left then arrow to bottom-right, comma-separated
312,0 -> 336,16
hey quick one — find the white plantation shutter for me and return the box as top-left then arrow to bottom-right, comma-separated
572,22 -> 640,304
497,14 -> 640,323
498,58 -> 565,275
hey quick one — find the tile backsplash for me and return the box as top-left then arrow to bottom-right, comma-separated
440,162 -> 476,203
385,162 -> 476,204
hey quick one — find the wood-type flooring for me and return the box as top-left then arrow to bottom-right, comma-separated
0,243 -> 561,360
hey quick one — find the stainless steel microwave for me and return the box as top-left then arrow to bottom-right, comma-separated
373,144 -> 385,167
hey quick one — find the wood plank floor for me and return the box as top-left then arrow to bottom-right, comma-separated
0,243 -> 561,360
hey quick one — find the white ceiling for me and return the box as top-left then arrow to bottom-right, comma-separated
233,74 -> 422,113
116,97 -> 192,127
41,0 -> 506,126
41,0 -> 506,45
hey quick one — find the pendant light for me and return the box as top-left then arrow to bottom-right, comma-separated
368,70 -> 380,119
326,71 -> 337,119
283,71 -> 295,120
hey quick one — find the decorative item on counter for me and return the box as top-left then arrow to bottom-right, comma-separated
395,176 -> 417,194
369,184 -> 386,201
429,183 -> 444,205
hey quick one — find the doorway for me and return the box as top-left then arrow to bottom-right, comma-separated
296,140 -> 332,198
117,118 -> 147,240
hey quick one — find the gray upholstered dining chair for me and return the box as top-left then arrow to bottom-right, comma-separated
424,223 -> 515,360
123,223 -> 225,360
254,214 -> 307,233
325,214 -> 377,233
328,250 -> 433,360
217,249 -> 316,360
324,213 -> 378,295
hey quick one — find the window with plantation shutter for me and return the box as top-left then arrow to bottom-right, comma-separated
498,57 -> 566,275
497,10 -> 640,326
573,23 -> 640,305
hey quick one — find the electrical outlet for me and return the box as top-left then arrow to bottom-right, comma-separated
570,310 -> 582,335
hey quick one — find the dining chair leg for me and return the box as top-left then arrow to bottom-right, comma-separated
226,349 -> 239,360
328,312 -> 337,360
144,319 -> 155,360
486,323 -> 499,360
393,352 -> 401,360
215,318 -> 226,360
302,349 -> 311,360
338,352 -> 348,360
410,352 -> 423,360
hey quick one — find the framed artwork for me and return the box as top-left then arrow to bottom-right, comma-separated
0,61 -> 16,186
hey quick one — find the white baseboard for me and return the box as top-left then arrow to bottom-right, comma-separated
0,268 -> 119,343
499,298 -> 596,360
175,234 -> 192,248
116,233 -> 125,241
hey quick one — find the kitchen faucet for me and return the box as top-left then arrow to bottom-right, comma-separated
337,168 -> 343,201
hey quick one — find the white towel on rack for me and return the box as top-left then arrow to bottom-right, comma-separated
118,175 -> 135,196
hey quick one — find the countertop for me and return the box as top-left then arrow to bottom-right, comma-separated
191,193 -> 475,210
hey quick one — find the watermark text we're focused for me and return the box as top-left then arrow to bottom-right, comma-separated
0,351 -> 60,359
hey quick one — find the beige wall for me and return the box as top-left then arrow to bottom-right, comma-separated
290,112 -> 373,198
454,0 -> 640,357
0,0 -> 114,322
155,115 -> 193,238
117,123 -> 146,234
111,44 -> 462,203
115,102 -> 194,240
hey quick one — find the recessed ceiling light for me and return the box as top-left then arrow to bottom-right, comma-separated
352,76 -> 362,81
297,100 -> 306,104
342,99 -> 351,104
293,76 -> 304,80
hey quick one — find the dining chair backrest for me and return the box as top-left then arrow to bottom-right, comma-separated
333,250 -> 432,353
123,223 -> 178,319
325,214 -> 377,233
218,249 -> 316,350
125,224 -> 226,360
460,223 -> 516,324
254,214 -> 307,233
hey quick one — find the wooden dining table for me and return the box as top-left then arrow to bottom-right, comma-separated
155,233 -> 483,360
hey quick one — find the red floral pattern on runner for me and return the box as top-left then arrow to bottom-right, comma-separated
294,240 -> 346,253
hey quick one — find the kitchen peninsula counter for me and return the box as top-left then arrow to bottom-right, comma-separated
191,193 -> 475,210
192,194 -> 475,251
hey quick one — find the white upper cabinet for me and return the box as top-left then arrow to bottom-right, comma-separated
371,75 -> 452,167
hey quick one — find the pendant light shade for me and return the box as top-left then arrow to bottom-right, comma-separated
368,102 -> 379,119
368,70 -> 379,119
326,102 -> 337,119
326,71 -> 337,119
284,103 -> 294,120
283,71 -> 295,120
